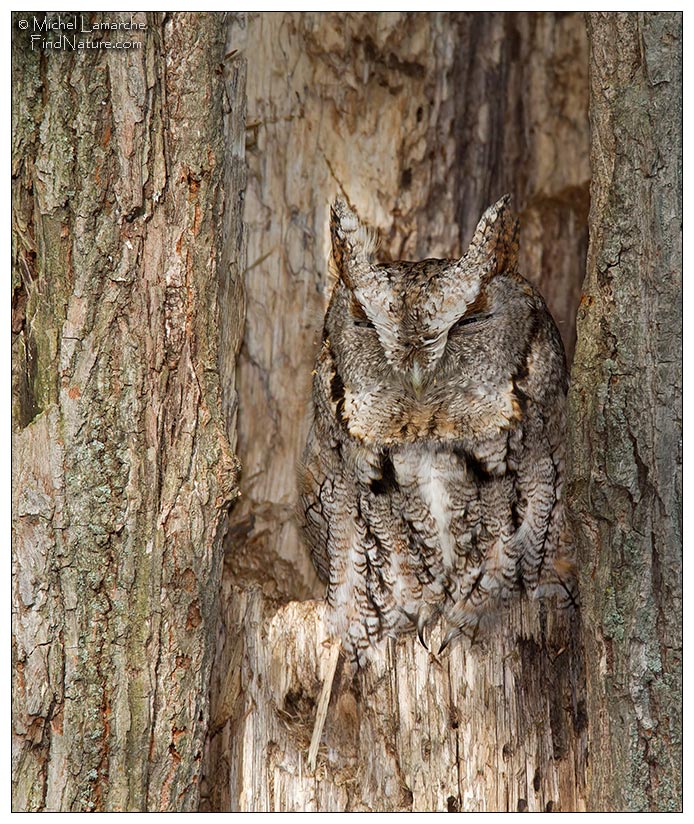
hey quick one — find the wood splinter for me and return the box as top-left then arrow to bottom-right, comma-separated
307,640 -> 341,771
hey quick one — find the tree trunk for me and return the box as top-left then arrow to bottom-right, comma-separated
12,12 -> 242,811
15,10 -> 680,814
204,11 -> 590,812
568,12 -> 682,812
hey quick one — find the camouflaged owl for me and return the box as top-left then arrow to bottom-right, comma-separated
299,196 -> 576,665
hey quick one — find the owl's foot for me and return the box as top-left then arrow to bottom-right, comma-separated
438,611 -> 482,654
402,605 -> 438,651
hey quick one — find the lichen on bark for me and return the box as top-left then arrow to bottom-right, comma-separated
12,12 -> 241,811
568,11 -> 682,813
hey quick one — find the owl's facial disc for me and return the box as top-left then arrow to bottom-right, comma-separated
332,196 -> 504,384
347,267 -> 490,387
331,193 -> 516,379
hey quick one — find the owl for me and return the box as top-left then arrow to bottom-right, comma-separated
299,196 -> 576,666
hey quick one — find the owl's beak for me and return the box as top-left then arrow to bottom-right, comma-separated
410,362 -> 424,398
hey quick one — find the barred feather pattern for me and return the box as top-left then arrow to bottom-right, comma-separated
299,196 -> 577,665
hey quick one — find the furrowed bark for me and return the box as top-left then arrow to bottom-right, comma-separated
16,10 -> 678,814
568,12 -> 682,812
12,12 -> 240,811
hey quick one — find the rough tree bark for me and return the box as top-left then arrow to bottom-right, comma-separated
15,10 -> 679,814
12,12 -> 242,811
568,13 -> 682,812
204,12 -> 590,812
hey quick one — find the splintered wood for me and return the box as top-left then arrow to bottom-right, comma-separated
219,589 -> 587,812
308,641 -> 341,772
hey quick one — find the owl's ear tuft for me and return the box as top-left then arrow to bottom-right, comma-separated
465,195 -> 520,278
330,198 -> 378,286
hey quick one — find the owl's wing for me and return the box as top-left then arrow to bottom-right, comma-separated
510,308 -> 577,605
300,423 -> 406,663
298,422 -> 334,583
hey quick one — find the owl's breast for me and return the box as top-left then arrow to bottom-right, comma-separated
388,445 -> 464,572
316,339 -> 524,468
339,379 -> 522,448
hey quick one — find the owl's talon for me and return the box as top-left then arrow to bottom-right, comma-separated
404,609 -> 429,650
417,624 -> 429,651
438,629 -> 456,655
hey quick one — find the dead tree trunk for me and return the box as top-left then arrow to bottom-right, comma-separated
568,12 -> 682,812
12,12 -> 242,811
204,11 -> 590,812
208,591 -> 586,812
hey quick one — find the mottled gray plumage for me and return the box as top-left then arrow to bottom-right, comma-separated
299,196 -> 576,665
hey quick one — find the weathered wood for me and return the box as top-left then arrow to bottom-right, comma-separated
453,12 -> 590,363
12,12 -> 241,811
217,589 -> 585,812
568,12 -> 682,812
203,11 -> 590,811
